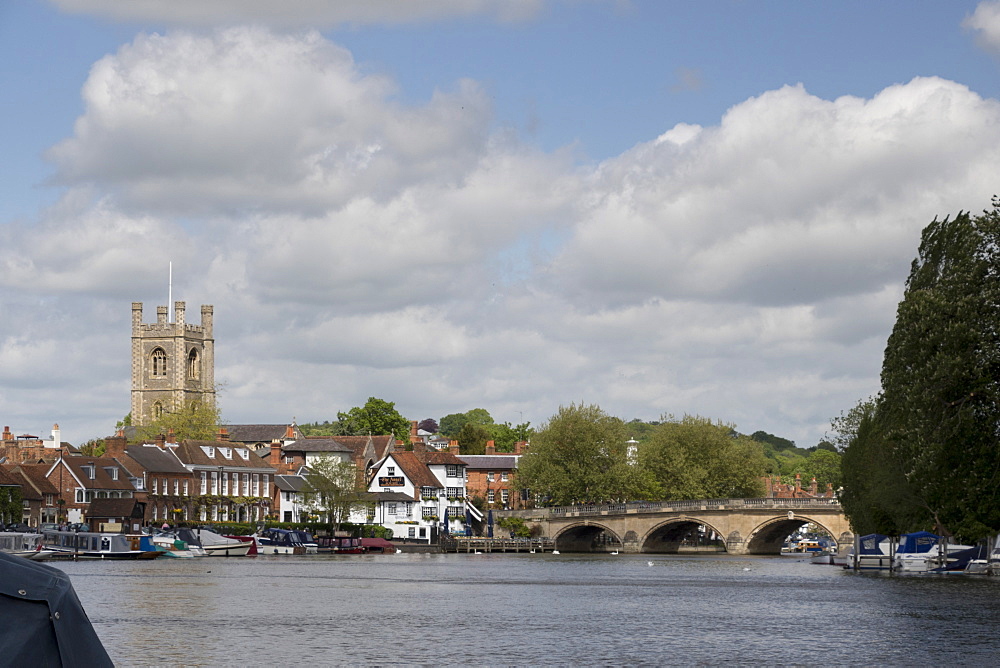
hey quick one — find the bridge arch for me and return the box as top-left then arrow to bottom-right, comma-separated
639,517 -> 726,554
552,522 -> 623,552
744,515 -> 840,555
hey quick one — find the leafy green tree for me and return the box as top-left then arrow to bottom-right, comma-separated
336,397 -> 410,442
806,448 -> 842,491
487,421 -> 533,452
640,416 -> 767,500
302,455 -> 364,525
135,398 -> 223,442
839,204 -> 1000,542
515,404 -> 657,505
439,408 -> 494,439
873,205 -> 1000,541
79,439 -> 107,457
457,423 -> 491,455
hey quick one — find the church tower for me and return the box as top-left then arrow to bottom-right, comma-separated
131,301 -> 215,426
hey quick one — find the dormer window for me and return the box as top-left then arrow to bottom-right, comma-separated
82,464 -> 96,479
103,466 -> 118,480
219,447 -> 232,460
237,449 -> 250,460
201,446 -> 215,458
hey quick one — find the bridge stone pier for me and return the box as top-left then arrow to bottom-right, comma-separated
500,498 -> 852,555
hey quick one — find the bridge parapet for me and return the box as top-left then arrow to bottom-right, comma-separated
513,497 -> 841,519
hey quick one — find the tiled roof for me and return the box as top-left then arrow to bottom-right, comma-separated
3,469 -> 39,499
274,475 -> 308,492
457,455 -> 520,470
364,491 -> 414,502
88,498 -> 146,519
171,440 -> 276,471
389,452 -> 441,490
417,451 -> 466,466
121,444 -> 190,474
226,424 -> 299,443
0,466 -> 20,486
283,439 -> 354,453
329,435 -> 395,459
12,465 -> 58,495
60,457 -> 136,491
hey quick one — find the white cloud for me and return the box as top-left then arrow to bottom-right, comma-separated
48,0 -> 546,27
965,1 -> 1000,54
8,28 -> 1000,449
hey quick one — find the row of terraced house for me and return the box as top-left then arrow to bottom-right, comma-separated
0,422 -> 527,543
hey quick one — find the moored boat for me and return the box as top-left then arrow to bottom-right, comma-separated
254,528 -> 319,555
0,531 -> 43,558
315,532 -> 365,554
175,528 -> 252,557
36,530 -> 162,560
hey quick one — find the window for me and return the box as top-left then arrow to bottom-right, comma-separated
501,489 -> 509,505
252,474 -> 260,497
446,464 -> 459,477
211,471 -> 219,495
219,447 -> 232,460
173,479 -> 179,495
187,348 -> 200,380
487,489 -> 495,504
200,471 -> 207,494
408,527 -> 415,538
387,466 -> 396,475
501,472 -> 509,482
262,475 -> 270,497
151,347 -> 167,376
237,449 -> 250,460
221,473 -> 228,496
243,473 -> 250,495
75,490 -> 84,503
153,402 -> 164,419
447,487 -> 463,499
387,503 -> 397,515
422,507 -> 434,518
152,478 -> 158,494
201,446 -> 215,458
183,480 -> 189,496
487,471 -> 494,482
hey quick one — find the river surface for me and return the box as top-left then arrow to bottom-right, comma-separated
52,552 -> 1000,666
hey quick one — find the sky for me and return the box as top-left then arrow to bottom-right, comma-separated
3,1 -> 1000,447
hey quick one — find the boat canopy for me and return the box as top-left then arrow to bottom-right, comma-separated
857,534 -> 890,555
898,531 -> 939,554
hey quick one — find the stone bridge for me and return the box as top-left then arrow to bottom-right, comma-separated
498,498 -> 852,555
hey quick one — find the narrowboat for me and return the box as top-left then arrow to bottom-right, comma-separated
36,530 -> 162,560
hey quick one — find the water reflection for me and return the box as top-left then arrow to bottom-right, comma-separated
53,553 -> 1000,666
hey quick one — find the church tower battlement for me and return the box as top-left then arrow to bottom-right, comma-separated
131,301 -> 215,426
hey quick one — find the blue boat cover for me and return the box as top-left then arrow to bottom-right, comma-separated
858,533 -> 889,554
0,551 -> 113,667
898,530 -> 939,553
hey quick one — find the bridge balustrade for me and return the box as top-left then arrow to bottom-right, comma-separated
540,497 -> 839,517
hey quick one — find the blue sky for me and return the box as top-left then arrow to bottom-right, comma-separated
2,0 -> 1000,446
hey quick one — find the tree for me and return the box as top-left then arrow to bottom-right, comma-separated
457,423 -> 491,455
640,416 -> 767,500
79,439 -> 106,457
806,448 -> 842,491
336,397 -> 410,442
514,404 -> 657,505
439,408 -> 494,439
842,203 -> 1000,542
301,455 -> 364,525
487,421 -> 533,452
417,418 -> 439,434
135,398 -> 223,442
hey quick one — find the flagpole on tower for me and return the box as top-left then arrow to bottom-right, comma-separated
168,261 -> 173,323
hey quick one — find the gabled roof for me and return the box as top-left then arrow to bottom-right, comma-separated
226,424 -> 300,443
0,466 -> 20,487
11,465 -> 58,496
274,474 -> 308,493
87,498 -> 146,519
3,468 -> 39,499
387,451 -> 442,490
331,435 -> 395,460
416,451 -> 466,467
121,444 -> 190,474
457,454 -> 520,470
283,439 -> 354,454
57,457 -> 135,491
170,440 -> 276,472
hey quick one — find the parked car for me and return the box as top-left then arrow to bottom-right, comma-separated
39,523 -> 59,533
3,522 -> 33,533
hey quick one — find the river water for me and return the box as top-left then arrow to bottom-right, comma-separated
52,552 -> 1000,666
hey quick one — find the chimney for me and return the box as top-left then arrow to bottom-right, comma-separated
810,477 -> 818,495
166,428 -> 176,444
411,421 -> 418,438
485,440 -> 496,455
270,440 -> 282,469
411,440 -> 426,453
514,440 -> 527,455
155,433 -> 166,448
826,482 -> 834,497
216,427 -> 229,442
2,426 -> 12,441
104,429 -> 128,459
448,440 -> 460,455
794,473 -> 802,494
